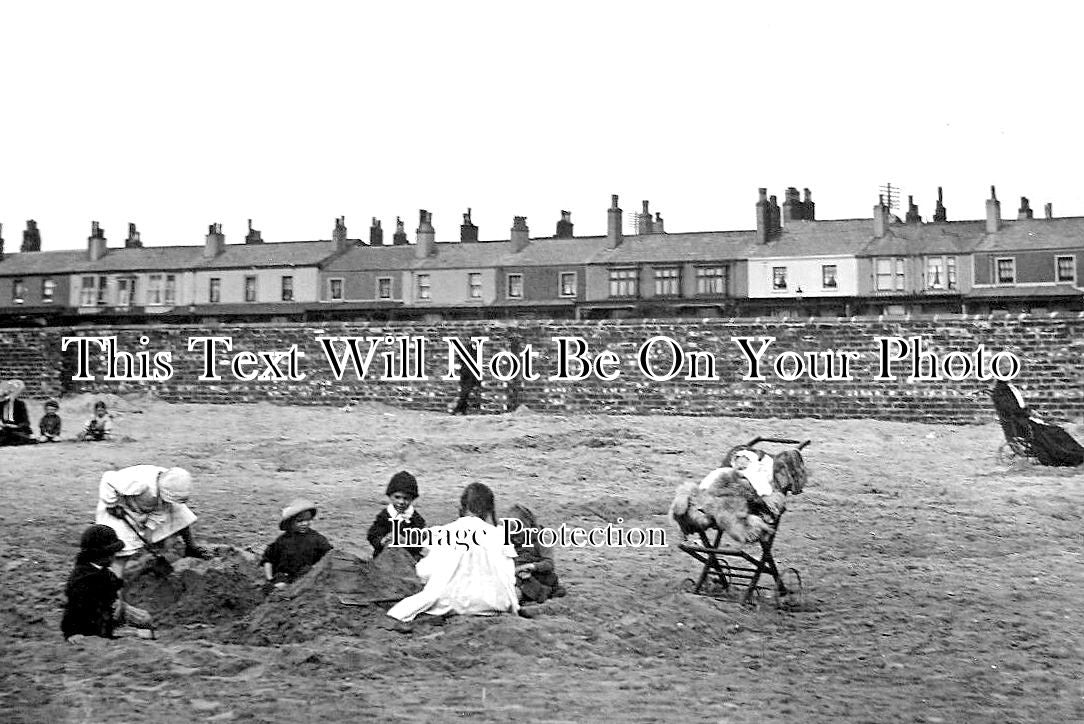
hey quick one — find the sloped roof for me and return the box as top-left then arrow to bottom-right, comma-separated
747,219 -> 873,258
71,245 -> 206,273
498,236 -> 610,266
861,221 -> 986,256
321,243 -> 418,272
591,230 -> 756,264
413,240 -> 514,269
196,240 -> 339,269
973,217 -> 1084,252
0,250 -> 90,275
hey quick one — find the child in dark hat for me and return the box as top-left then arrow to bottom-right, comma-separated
367,471 -> 427,560
260,498 -> 334,591
39,398 -> 62,442
61,524 -> 153,640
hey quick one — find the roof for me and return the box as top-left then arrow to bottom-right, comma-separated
196,240 -> 339,269
413,240 -> 514,270
321,243 -> 418,272
747,219 -> 874,258
71,245 -> 206,273
0,250 -> 91,275
590,230 -> 756,264
973,217 -> 1084,252
967,284 -> 1083,299
861,221 -> 986,256
498,236 -> 610,266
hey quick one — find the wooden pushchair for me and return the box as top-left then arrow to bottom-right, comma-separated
677,437 -> 809,607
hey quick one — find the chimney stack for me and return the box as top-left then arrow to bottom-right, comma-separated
203,222 -> 225,258
88,221 -> 108,261
933,186 -> 947,222
769,195 -> 781,235
873,195 -> 890,238
415,209 -> 435,258
460,208 -> 478,243
555,210 -> 574,239
510,216 -> 529,252
1017,197 -> 1033,220
125,223 -> 142,249
782,187 -> 803,224
1045,202 -> 1053,219
392,217 -> 408,246
245,219 -> 263,244
654,212 -> 665,234
802,188 -> 815,221
606,194 -> 623,248
370,217 -> 384,246
332,216 -> 348,252
905,195 -> 921,224
638,200 -> 653,234
986,186 -> 1001,233
21,220 -> 41,253
755,188 -> 770,244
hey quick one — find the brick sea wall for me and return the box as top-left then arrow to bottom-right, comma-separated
1,317 -> 1082,424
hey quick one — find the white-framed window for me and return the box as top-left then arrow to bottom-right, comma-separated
281,276 -> 294,302
696,266 -> 728,295
653,268 -> 680,296
79,277 -> 94,306
821,264 -> 838,289
1055,255 -> 1076,283
995,257 -> 1016,285
209,277 -> 221,303
875,257 -> 905,291
506,273 -> 523,299
41,278 -> 55,304
609,268 -> 638,297
164,274 -> 176,305
244,275 -> 258,302
772,267 -> 788,291
559,271 -> 577,297
926,256 -> 958,290
147,274 -> 163,305
329,278 -> 344,301
417,274 -> 431,301
116,277 -> 136,307
12,278 -> 26,304
377,277 -> 392,299
468,272 -> 482,299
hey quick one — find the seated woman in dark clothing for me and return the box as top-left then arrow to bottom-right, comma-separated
0,379 -> 36,446
990,380 -> 1084,467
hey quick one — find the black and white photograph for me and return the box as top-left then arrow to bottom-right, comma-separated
1,2 -> 1082,722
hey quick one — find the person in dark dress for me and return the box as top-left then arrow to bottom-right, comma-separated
61,525 -> 153,640
260,498 -> 334,591
990,380 -> 1084,467
0,379 -> 36,446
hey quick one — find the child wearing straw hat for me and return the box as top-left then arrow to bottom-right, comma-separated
260,498 -> 334,591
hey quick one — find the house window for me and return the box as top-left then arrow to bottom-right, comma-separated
417,274 -> 431,301
468,272 -> 482,299
41,278 -> 55,303
609,269 -> 638,297
653,268 -> 680,296
147,274 -> 163,305
329,278 -> 343,301
244,276 -> 257,302
281,276 -> 294,302
80,277 -> 95,306
996,258 -> 1016,285
696,266 -> 728,295
772,267 -> 788,291
1056,255 -> 1076,283
96,276 -> 108,305
209,278 -> 221,303
926,256 -> 958,290
12,278 -> 25,304
559,272 -> 577,297
116,277 -> 136,307
377,277 -> 392,299
822,265 -> 838,289
506,274 -> 523,299
876,257 -> 905,291
164,275 -> 176,305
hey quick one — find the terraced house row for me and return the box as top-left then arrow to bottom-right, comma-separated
0,186 -> 1080,326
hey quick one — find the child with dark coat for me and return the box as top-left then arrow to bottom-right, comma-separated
39,398 -> 62,442
503,504 -> 566,604
367,471 -> 427,560
61,524 -> 153,640
261,498 -> 334,590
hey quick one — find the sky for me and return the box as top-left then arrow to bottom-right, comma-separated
2,1 -> 1084,252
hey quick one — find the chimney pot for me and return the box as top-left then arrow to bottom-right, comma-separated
1045,202 -> 1053,219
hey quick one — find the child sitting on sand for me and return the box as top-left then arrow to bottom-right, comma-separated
39,398 -> 62,442
386,482 -> 519,629
77,400 -> 112,442
261,498 -> 334,591
503,504 -> 566,604
62,524 -> 153,640
367,471 -> 427,560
